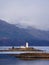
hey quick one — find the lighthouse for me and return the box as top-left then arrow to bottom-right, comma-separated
26,42 -> 28,48
20,42 -> 29,48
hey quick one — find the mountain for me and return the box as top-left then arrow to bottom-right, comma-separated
0,19 -> 49,46
26,27 -> 49,41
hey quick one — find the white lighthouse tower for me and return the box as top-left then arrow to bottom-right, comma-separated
20,42 -> 29,48
26,42 -> 28,48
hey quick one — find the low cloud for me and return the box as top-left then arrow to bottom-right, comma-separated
0,0 -> 49,30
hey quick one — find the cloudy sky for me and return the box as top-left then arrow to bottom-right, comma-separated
0,0 -> 49,30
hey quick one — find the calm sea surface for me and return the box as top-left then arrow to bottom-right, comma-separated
0,46 -> 49,65
0,55 -> 49,65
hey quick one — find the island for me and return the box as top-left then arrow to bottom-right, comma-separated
0,42 -> 49,60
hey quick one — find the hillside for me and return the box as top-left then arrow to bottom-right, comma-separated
0,20 -> 49,46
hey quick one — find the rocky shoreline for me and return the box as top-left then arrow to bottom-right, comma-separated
10,53 -> 49,60
0,47 -> 49,60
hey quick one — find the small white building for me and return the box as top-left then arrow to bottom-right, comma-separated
20,46 -> 25,48
20,42 -> 29,48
